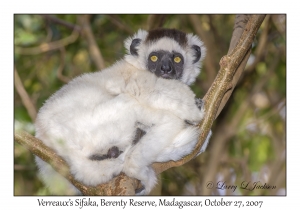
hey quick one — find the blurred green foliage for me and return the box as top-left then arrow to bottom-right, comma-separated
14,14 -> 286,196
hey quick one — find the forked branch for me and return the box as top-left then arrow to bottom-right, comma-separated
14,15 -> 266,195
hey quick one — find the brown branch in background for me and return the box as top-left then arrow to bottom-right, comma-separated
41,15 -> 81,32
147,15 -> 167,30
107,15 -> 134,34
152,15 -> 266,175
15,30 -> 79,55
245,15 -> 270,73
14,131 -> 140,195
270,162 -> 285,195
56,47 -> 70,83
266,131 -> 285,195
207,15 -> 227,53
189,15 -> 218,88
14,164 -> 35,171
45,25 -> 53,43
234,16 -> 271,89
14,67 -> 37,122
78,15 -> 106,70
271,14 -> 286,39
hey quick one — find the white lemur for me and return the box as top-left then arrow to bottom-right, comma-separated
35,28 -> 211,195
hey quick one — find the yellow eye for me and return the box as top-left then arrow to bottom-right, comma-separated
174,56 -> 181,63
150,55 -> 158,62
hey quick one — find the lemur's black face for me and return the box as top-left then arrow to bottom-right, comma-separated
146,50 -> 184,80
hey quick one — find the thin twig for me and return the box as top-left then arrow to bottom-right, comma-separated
147,15 -> 167,30
189,15 -> 218,88
78,15 -> 106,70
14,67 -> 37,122
15,30 -> 79,55
56,47 -> 70,83
41,15 -> 81,32
246,15 -> 270,73
45,25 -> 53,43
107,15 -> 134,34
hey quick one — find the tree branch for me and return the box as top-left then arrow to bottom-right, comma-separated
14,131 -> 140,195
107,15 -> 134,34
14,67 -> 37,122
15,30 -> 79,55
77,15 -> 106,70
189,15 -> 218,88
41,15 -> 81,32
147,15 -> 167,30
215,14 -> 251,118
56,47 -> 70,83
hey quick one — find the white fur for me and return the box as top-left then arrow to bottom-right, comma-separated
36,29 -> 209,195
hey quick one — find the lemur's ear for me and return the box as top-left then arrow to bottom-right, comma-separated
130,38 -> 142,56
192,45 -> 201,64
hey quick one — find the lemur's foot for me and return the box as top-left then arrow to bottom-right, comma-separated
195,98 -> 204,110
89,146 -> 122,161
